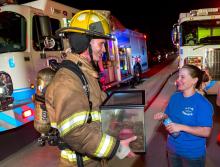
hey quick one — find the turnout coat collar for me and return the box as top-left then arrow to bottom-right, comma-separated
66,52 -> 98,79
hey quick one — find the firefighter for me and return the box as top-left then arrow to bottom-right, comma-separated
45,10 -> 136,167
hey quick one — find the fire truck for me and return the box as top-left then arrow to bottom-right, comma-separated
172,7 -> 220,80
100,29 -> 148,90
0,0 -> 79,132
0,0 -> 148,132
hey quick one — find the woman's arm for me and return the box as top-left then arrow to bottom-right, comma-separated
166,123 -> 212,137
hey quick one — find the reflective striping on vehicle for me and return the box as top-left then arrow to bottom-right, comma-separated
0,119 -> 15,131
0,112 -> 23,127
13,105 -> 24,115
0,88 -> 35,132
14,87 -> 32,92
12,88 -> 35,101
0,126 -> 6,132
0,103 -> 35,132
0,85 -> 35,132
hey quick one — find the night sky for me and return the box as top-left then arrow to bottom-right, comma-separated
18,0 -> 220,49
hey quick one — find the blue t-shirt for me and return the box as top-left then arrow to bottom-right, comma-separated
165,92 -> 213,158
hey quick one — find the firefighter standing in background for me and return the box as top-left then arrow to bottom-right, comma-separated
45,10 -> 136,167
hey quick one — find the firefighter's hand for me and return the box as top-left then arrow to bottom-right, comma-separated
120,135 -> 137,147
116,136 -> 137,159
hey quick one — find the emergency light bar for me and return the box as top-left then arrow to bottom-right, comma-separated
190,8 -> 220,16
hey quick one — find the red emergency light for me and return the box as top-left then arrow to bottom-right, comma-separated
22,109 -> 33,119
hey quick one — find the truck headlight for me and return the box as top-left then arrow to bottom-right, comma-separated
0,72 -> 14,110
0,72 -> 13,98
0,86 -> 6,96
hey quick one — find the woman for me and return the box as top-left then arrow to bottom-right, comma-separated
154,64 -> 213,167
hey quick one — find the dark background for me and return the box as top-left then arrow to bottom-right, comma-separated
18,0 -> 220,49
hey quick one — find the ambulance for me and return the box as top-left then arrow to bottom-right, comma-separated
100,28 -> 148,90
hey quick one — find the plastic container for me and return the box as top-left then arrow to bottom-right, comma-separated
101,90 -> 146,153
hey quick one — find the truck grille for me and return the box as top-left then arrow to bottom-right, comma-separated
205,49 -> 220,80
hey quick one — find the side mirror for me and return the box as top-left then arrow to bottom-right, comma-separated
38,16 -> 52,37
38,16 -> 55,49
171,24 -> 179,46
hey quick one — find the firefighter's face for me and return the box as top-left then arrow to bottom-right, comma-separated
90,39 -> 106,62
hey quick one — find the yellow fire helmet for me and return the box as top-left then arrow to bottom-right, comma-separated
57,10 -> 113,40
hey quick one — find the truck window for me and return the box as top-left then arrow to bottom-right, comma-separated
181,19 -> 220,46
32,16 -> 63,51
0,11 -> 26,53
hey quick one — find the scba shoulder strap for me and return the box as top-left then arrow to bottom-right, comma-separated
60,60 -> 89,100
59,60 -> 92,123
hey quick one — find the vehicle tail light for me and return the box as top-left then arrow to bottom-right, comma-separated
22,109 -> 33,118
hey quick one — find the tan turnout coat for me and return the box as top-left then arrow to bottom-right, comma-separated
45,53 -> 119,167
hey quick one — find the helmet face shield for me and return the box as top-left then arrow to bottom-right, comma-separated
56,10 -> 114,40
